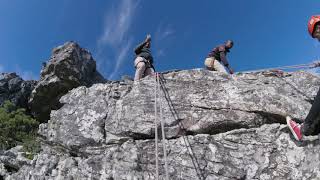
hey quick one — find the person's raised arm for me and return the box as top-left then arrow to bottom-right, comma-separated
134,34 -> 151,54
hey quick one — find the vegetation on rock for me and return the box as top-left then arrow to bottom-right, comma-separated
0,101 -> 40,158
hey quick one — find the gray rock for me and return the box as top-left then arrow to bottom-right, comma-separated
39,70 -> 318,148
0,73 -> 36,110
29,42 -> 107,123
0,146 -> 31,178
8,124 -> 320,180
5,69 -> 320,179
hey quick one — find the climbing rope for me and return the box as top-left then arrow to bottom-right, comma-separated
240,61 -> 320,74
157,73 -> 170,180
150,60 -> 319,179
154,73 -> 169,180
274,73 -> 315,103
158,75 -> 205,180
154,73 -> 159,180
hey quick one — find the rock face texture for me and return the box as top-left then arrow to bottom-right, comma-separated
29,42 -> 106,123
1,70 -> 320,179
0,73 -> 36,110
0,146 -> 31,178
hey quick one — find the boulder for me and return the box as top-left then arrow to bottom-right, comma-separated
29,42 -> 106,123
0,73 -> 36,110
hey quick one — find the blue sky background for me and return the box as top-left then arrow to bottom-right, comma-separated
0,0 -> 319,80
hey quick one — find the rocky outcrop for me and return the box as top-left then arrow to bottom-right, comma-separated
39,70 -> 319,148
2,70 -> 320,179
28,42 -> 106,123
7,124 -> 320,180
0,146 -> 31,178
0,73 -> 36,110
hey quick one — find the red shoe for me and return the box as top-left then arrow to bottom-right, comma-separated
286,116 -> 303,141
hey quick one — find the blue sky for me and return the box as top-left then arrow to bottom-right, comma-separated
0,0 -> 319,80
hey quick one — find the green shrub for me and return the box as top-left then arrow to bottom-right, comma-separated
0,101 -> 40,158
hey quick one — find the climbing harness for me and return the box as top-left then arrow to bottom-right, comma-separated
154,72 -> 169,180
239,61 -> 320,74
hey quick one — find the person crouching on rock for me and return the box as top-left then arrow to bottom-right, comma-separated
204,40 -> 234,74
134,34 -> 155,81
286,15 -> 320,141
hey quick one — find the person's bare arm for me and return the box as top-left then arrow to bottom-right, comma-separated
220,51 -> 234,74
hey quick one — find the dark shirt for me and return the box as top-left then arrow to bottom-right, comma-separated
207,45 -> 230,66
134,41 -> 154,64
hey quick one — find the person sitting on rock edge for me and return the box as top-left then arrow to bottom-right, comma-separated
134,34 -> 155,81
287,15 -> 320,141
204,40 -> 234,74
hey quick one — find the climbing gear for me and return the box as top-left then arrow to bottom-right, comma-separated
153,73 -> 205,180
154,73 -> 159,179
158,74 -> 169,180
154,73 -> 169,180
277,75 -> 314,103
239,61 -> 319,102
134,56 -> 155,71
158,75 -> 205,180
239,60 -> 319,102
308,15 -> 320,37
239,61 -> 320,74
286,116 -> 303,141
134,57 -> 149,69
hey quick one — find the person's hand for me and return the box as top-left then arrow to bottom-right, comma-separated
229,68 -> 234,74
145,34 -> 151,42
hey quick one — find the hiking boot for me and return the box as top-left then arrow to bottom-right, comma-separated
286,116 -> 303,141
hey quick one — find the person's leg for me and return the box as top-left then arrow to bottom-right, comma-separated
287,88 -> 320,141
204,57 -> 215,70
213,60 -> 228,74
302,88 -> 320,135
134,57 -> 147,81
144,66 -> 154,77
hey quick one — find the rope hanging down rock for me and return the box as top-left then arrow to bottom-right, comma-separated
154,73 -> 159,180
154,72 -> 169,180
158,74 -> 205,180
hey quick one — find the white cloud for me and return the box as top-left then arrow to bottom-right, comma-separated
156,49 -> 165,57
98,0 -> 139,47
14,65 -> 38,80
96,0 -> 140,80
154,23 -> 175,57
20,71 -> 37,80
108,39 -> 133,79
155,23 -> 175,42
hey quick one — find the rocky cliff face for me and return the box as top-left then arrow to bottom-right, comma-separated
0,73 -> 36,110
2,69 -> 320,180
29,42 -> 106,123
